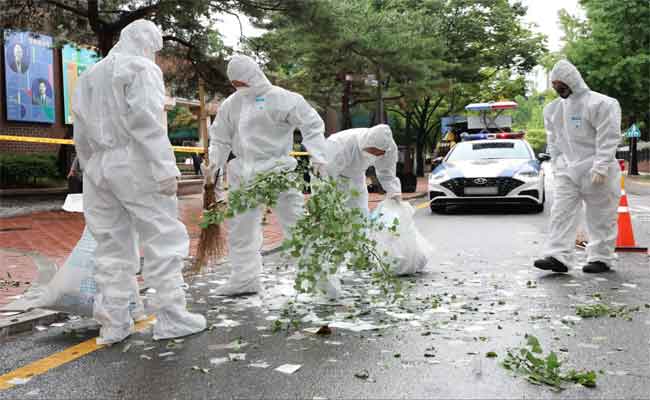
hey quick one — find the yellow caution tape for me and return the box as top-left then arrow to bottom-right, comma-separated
0,135 -> 310,156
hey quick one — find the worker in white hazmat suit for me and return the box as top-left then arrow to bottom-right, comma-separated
72,19 -> 206,345
205,54 -> 328,296
326,124 -> 402,215
534,60 -> 621,274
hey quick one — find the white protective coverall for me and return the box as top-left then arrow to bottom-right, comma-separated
326,125 -> 402,216
208,54 -> 328,296
543,60 -> 622,267
72,20 -> 206,344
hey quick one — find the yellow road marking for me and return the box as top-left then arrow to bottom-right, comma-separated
415,199 -> 431,209
0,135 -> 311,156
0,317 -> 155,391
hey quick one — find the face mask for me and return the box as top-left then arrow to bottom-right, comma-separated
363,152 -> 378,165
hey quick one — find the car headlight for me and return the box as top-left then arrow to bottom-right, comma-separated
514,170 -> 540,182
429,172 -> 449,183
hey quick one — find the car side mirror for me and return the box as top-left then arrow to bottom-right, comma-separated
537,153 -> 551,162
431,157 -> 444,168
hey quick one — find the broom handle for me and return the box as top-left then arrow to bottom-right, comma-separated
198,78 -> 208,164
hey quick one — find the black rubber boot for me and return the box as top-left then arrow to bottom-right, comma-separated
582,261 -> 611,273
533,256 -> 569,273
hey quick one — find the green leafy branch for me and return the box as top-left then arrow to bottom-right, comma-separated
502,335 -> 597,391
200,169 -> 303,228
200,167 -> 402,300
284,176 -> 402,300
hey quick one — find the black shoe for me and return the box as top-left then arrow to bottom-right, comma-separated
534,257 -> 569,273
582,261 -> 611,273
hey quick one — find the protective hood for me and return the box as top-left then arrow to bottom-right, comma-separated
227,54 -> 272,95
358,124 -> 393,152
110,19 -> 163,61
550,60 -> 590,95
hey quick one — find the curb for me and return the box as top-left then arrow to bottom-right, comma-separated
626,178 -> 650,196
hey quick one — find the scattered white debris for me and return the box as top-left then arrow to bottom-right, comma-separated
324,340 -> 342,346
209,357 -> 229,366
229,353 -> 247,361
329,321 -> 388,332
275,364 -> 302,374
212,319 -> 241,328
249,361 -> 271,369
34,325 -> 47,331
621,283 -> 637,289
140,355 -> 152,360
158,352 -> 175,357
8,377 -> 31,385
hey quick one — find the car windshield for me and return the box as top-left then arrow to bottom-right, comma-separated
447,141 -> 531,161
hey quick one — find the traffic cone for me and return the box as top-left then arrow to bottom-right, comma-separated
615,176 -> 648,253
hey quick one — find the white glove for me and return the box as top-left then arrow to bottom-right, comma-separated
387,192 -> 401,202
159,177 -> 178,196
591,172 -> 606,185
312,162 -> 328,177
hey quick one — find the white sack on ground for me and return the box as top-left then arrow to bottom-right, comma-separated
370,200 -> 432,276
4,226 -> 142,318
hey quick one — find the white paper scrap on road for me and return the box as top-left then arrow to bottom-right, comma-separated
275,364 -> 302,374
209,357 -> 229,366
249,361 -> 270,369
621,283 -> 637,289
158,352 -> 175,357
229,353 -> 247,361
562,315 -> 582,323
212,319 -> 241,328
464,325 -> 486,332
8,377 -> 31,385
385,311 -> 417,320
328,320 -> 389,332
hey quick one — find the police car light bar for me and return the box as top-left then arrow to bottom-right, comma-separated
465,101 -> 518,112
460,132 -> 525,141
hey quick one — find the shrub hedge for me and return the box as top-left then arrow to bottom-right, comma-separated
0,153 -> 61,187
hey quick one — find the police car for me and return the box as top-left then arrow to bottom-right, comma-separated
428,101 -> 549,213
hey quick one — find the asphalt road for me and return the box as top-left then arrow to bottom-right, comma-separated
1,184 -> 649,399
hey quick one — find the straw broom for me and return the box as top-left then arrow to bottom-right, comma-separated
192,79 -> 227,274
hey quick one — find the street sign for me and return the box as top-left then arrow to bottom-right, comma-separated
625,124 -> 641,138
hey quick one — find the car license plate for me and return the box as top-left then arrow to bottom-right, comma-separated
464,186 -> 498,195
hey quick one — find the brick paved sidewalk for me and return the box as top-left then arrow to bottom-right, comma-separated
0,177 -> 428,307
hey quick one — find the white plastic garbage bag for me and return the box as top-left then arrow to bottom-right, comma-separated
3,195 -> 142,318
4,226 -> 141,318
370,200 -> 432,276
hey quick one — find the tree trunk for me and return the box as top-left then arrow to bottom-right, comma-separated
97,31 -> 116,57
415,137 -> 425,177
404,111 -> 414,174
375,66 -> 384,124
342,78 -> 352,130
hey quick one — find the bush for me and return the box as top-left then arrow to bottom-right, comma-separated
0,153 -> 61,188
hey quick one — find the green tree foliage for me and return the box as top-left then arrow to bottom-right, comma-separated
559,0 -> 650,139
512,90 -> 558,153
1,0 -> 305,96
250,0 -> 546,176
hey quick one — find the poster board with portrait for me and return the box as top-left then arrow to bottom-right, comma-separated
3,31 -> 55,123
62,44 -> 99,125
